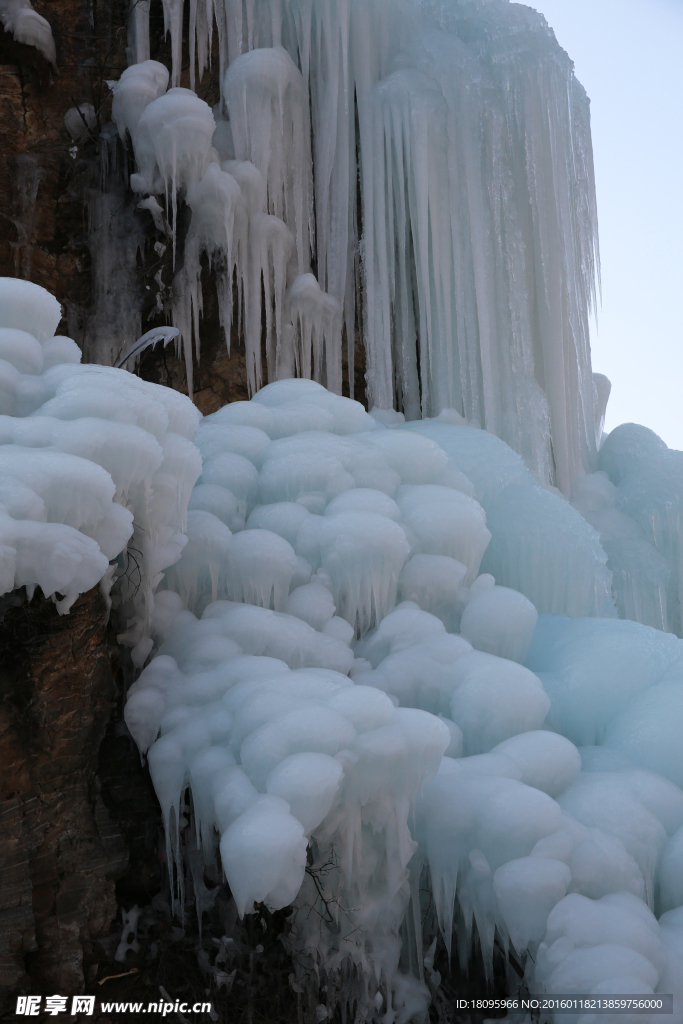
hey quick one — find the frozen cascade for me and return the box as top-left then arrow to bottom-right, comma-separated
109,377 -> 683,1019
173,163 -> 249,389
286,273 -> 342,394
9,0 -> 683,1013
107,0 -> 601,494
223,45 -> 313,276
245,212 -> 294,393
5,285 -> 683,1014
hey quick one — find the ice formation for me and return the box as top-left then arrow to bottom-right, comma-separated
0,0 -> 56,65
105,0 -> 602,496
0,278 -> 201,661
5,277 -> 683,1014
113,376 -> 683,1019
8,0 -> 683,1014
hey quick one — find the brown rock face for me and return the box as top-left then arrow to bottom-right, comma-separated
0,588 -> 127,1005
0,0 -> 128,319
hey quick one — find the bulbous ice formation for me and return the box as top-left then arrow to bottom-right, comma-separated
0,279 -> 200,643
134,89 -> 216,219
42,0 -> 683,1012
114,377 -> 683,1018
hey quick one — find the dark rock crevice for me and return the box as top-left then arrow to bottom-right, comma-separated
0,587 -> 129,1005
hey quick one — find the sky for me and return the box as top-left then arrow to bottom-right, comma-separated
527,0 -> 683,449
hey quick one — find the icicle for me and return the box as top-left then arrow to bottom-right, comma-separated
224,46 -> 313,275
246,213 -> 295,394
160,0 -> 185,87
287,273 -> 342,395
128,0 -> 151,64
172,163 -> 249,395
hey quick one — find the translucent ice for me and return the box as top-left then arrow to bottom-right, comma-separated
527,615 -> 682,746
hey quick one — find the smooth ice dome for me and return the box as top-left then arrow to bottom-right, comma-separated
397,554 -> 467,631
460,584 -> 538,663
448,651 -> 551,754
494,857 -> 571,951
0,278 -> 62,342
219,796 -> 308,916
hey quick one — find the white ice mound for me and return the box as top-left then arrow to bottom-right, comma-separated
448,651 -> 551,755
220,796 -> 308,916
0,278 -> 200,624
111,60 -> 169,143
460,583 -> 538,663
397,554 -> 467,631
0,278 -> 61,342
493,857 -> 572,952
535,892 -> 665,996
121,381 -> 683,1017
396,485 -> 490,583
133,88 -> 216,224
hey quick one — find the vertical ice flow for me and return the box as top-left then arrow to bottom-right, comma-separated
115,0 -> 599,492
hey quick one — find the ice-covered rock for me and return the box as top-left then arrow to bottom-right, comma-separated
0,278 -> 200,629
0,0 -> 56,64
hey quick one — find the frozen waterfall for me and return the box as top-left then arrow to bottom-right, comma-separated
3,264 -> 683,1018
6,0 -> 683,1018
110,0 -> 601,495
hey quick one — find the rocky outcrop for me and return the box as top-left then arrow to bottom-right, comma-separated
0,0 -> 120,320
0,587 -> 127,1006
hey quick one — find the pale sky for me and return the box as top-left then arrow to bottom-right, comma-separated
527,0 -> 683,450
